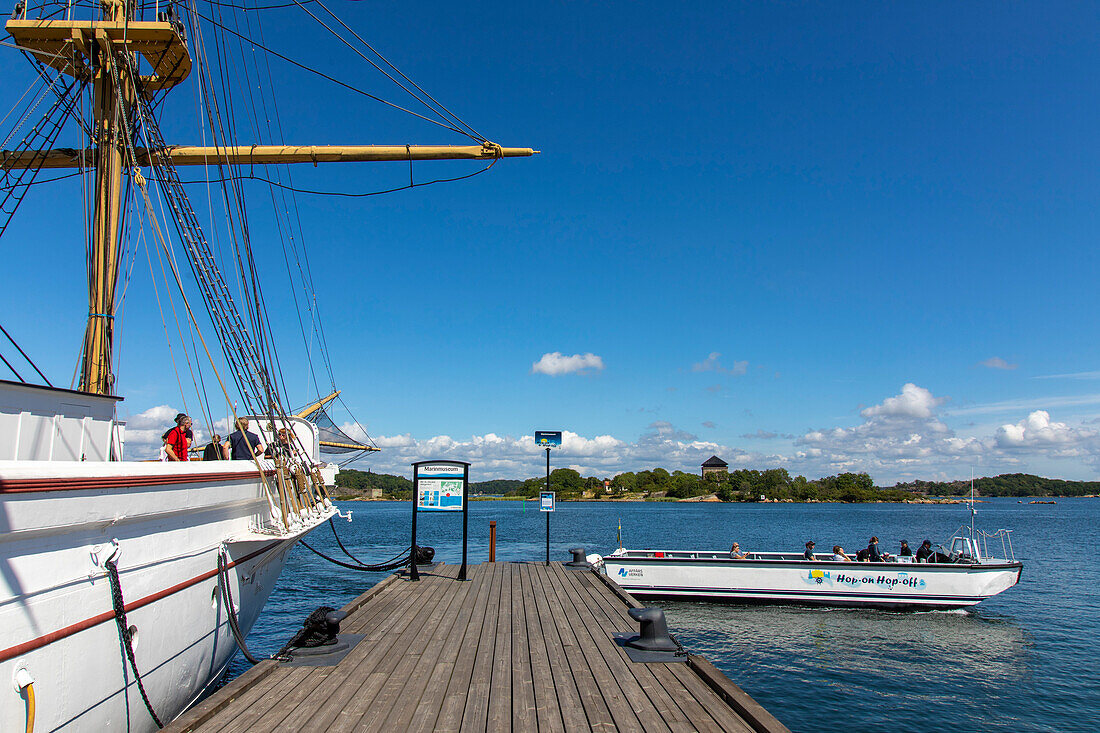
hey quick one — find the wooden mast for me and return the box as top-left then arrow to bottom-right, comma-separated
81,0 -> 131,395
4,12 -> 537,398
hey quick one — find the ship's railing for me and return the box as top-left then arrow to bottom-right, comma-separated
977,528 -> 1015,563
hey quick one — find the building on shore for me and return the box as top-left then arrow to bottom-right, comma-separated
701,455 -> 729,478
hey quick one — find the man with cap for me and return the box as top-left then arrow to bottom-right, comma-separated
898,539 -> 913,557
916,539 -> 934,562
803,540 -> 817,561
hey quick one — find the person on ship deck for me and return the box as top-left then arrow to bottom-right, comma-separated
803,541 -> 816,560
729,542 -> 749,559
163,413 -> 192,461
916,539 -> 934,562
227,417 -> 266,460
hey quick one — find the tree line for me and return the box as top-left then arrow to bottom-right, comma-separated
333,467 -> 1099,502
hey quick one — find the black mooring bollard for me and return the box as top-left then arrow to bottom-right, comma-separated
625,608 -> 679,652
565,547 -> 589,567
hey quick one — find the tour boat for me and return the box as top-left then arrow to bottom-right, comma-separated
593,527 -> 1022,610
0,0 -> 533,729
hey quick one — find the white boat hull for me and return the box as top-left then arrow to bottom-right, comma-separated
0,460 -> 336,732
600,549 -> 1022,610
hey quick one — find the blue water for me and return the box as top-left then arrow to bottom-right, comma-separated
234,498 -> 1100,732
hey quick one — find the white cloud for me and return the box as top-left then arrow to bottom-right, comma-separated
979,357 -> 1017,370
531,352 -> 605,376
1034,370 -> 1100,380
860,383 -> 946,419
692,352 -> 748,376
994,411 -> 1097,453
947,393 -> 1100,417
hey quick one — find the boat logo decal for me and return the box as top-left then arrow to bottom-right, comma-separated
804,569 -> 927,589
616,567 -> 644,578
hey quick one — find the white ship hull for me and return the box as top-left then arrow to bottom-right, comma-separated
0,459 -> 335,732
599,549 -> 1022,610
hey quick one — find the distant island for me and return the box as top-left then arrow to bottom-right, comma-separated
331,468 -> 1100,503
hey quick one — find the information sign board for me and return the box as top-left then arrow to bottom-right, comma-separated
535,431 -> 562,448
540,491 -> 555,512
410,459 -> 470,581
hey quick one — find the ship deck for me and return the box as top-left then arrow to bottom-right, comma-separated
164,561 -> 789,732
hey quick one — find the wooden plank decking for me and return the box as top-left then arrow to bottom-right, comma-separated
166,562 -> 790,733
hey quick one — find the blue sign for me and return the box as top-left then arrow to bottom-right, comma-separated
535,431 -> 562,448
540,491 -> 555,512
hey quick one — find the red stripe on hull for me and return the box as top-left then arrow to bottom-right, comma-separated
0,540 -> 283,663
0,470 -> 275,493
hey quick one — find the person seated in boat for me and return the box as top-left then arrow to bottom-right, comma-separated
202,433 -> 227,460
831,545 -> 853,561
228,417 -> 266,460
163,413 -> 192,462
867,536 -> 890,562
803,541 -> 816,560
898,539 -> 913,557
915,539 -> 934,562
729,542 -> 749,559
855,548 -> 870,561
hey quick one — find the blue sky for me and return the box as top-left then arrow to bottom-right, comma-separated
3,1 -> 1100,482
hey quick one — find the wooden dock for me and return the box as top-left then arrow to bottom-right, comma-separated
166,562 -> 790,732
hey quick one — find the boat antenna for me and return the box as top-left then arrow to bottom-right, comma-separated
969,469 -> 977,538
618,517 -> 623,551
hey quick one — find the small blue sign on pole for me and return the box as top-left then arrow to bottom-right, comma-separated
535,430 -> 562,448
540,491 -> 555,512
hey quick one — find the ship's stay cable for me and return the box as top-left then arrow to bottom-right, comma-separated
0,352 -> 23,381
308,0 -> 486,142
192,9 -> 477,138
0,323 -> 54,386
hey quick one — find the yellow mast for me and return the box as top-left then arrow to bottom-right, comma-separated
4,13 -> 537,397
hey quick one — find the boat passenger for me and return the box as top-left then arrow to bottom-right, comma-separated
867,536 -> 890,562
831,545 -> 852,561
729,542 -> 749,559
898,540 -> 913,556
202,433 -> 227,461
163,413 -> 192,462
803,541 -> 816,560
855,548 -> 870,561
228,417 -> 266,460
915,539 -> 934,562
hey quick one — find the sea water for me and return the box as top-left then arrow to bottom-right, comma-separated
234,497 -> 1100,732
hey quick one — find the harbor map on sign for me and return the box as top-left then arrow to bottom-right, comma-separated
417,478 -> 464,511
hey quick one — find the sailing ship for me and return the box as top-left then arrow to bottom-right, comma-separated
0,0 -> 534,729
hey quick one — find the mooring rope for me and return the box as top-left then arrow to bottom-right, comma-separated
217,552 -> 262,665
104,559 -> 164,729
299,537 -> 410,572
326,518 -> 409,569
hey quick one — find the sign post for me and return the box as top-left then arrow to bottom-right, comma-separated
410,460 -> 470,581
535,431 -> 562,565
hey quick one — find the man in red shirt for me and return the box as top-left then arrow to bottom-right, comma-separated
164,413 -> 192,461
